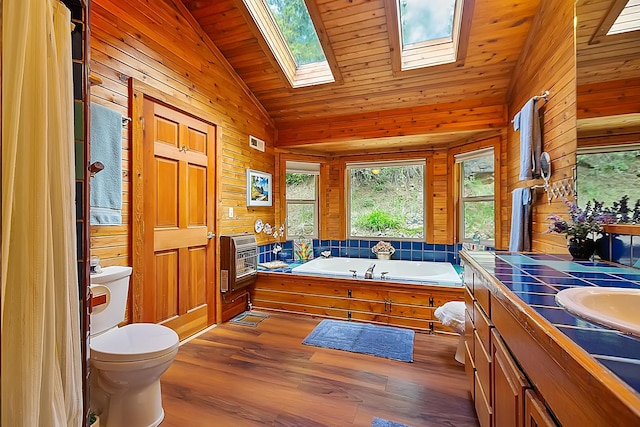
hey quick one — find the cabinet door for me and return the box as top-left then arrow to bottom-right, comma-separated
524,390 -> 558,427
492,330 -> 530,427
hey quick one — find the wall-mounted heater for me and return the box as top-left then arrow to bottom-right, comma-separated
220,234 -> 258,293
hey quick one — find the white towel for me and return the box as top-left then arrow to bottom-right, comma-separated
513,98 -> 541,180
509,188 -> 532,252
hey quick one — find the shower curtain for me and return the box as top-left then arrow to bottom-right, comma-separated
2,1 -> 83,425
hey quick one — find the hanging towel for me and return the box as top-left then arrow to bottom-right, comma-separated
513,98 -> 541,180
509,188 -> 532,252
90,103 -> 122,225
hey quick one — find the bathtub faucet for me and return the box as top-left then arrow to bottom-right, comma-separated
364,263 -> 376,279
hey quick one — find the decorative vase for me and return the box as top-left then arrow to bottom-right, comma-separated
567,238 -> 596,260
595,233 -> 625,263
376,251 -> 392,260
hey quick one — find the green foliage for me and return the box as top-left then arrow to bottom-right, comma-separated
577,150 -> 640,208
285,172 -> 311,186
266,0 -> 325,65
355,210 -> 402,232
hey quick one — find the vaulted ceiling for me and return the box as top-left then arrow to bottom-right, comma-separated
179,0 -> 638,154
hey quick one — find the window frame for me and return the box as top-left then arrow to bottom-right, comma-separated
346,160 -> 426,241
456,148 -> 495,245
285,164 -> 320,240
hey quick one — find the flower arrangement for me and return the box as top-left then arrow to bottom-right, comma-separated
371,240 -> 395,254
547,199 -> 613,241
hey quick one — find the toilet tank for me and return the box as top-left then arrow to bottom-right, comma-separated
90,266 -> 133,336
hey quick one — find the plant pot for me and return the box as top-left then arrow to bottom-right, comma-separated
376,252 -> 392,260
90,415 -> 100,427
595,233 -> 625,262
568,238 -> 596,260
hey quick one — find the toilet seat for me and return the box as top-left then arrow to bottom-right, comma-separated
91,323 -> 179,363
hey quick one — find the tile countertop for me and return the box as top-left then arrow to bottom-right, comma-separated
463,251 -> 640,395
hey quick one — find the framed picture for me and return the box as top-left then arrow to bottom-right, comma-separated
246,169 -> 272,206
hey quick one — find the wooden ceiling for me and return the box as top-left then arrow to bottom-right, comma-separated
177,0 -> 640,153
178,0 -> 547,154
576,0 -> 640,138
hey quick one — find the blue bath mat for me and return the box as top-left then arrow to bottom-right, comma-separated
302,319 -> 414,362
372,417 -> 413,427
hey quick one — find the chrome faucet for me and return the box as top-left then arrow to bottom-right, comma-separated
364,263 -> 376,279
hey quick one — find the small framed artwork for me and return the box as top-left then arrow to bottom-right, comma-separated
246,169 -> 272,207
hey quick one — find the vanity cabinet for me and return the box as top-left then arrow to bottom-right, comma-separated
253,272 -> 463,333
463,257 -> 558,427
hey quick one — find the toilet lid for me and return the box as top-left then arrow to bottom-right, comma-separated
90,323 -> 179,362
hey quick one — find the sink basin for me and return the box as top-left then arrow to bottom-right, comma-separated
555,287 -> 640,337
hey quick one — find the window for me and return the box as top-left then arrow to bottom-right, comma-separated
457,149 -> 495,243
607,0 -> 640,36
387,0 -> 471,72
243,0 -> 336,87
347,161 -> 424,239
285,161 -> 319,239
591,0 -> 640,43
576,145 -> 640,208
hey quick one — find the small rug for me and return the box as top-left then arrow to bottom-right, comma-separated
302,319 -> 414,362
229,311 -> 269,327
371,417 -> 413,427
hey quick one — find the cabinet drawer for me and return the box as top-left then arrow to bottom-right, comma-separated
475,372 -> 493,427
465,310 -> 474,360
475,275 -> 491,315
465,285 -> 474,323
465,340 -> 475,401
525,389 -> 559,427
474,301 -> 492,353
474,329 -> 492,406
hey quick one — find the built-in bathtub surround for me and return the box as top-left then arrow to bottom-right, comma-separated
467,251 -> 640,393
258,239 -> 463,264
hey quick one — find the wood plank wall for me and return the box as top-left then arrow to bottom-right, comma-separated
89,0 -> 277,271
506,0 -> 577,253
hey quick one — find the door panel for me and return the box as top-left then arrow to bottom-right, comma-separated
137,99 -> 216,340
156,158 -> 179,226
155,250 -> 179,322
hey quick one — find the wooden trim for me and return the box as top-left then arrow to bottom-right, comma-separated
167,0 -> 274,128
603,223 -> 640,236
303,0 -> 343,85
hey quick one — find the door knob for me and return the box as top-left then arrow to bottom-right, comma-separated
207,232 -> 215,240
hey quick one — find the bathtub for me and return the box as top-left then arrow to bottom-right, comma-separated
291,257 -> 462,286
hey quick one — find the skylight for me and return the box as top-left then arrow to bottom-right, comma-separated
387,0 -> 470,72
399,0 -> 456,46
607,0 -> 640,35
243,0 -> 336,88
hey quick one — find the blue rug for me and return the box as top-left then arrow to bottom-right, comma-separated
302,319 -> 414,362
372,417 -> 413,427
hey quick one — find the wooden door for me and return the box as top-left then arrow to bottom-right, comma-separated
140,100 -> 216,340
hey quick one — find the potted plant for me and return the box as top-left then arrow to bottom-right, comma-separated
372,241 -> 395,260
89,411 -> 100,427
547,199 -> 610,260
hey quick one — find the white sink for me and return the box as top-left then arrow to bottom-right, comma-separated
555,287 -> 640,337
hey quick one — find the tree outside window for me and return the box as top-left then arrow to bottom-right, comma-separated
459,151 -> 495,242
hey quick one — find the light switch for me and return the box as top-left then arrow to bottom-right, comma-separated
229,207 -> 234,218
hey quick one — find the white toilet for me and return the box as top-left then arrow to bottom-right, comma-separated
90,266 -> 179,427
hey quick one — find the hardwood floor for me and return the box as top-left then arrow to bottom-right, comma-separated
160,313 -> 479,427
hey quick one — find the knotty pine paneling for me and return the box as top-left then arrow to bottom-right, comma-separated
183,0 -> 541,127
506,0 -> 576,253
89,0 -> 276,268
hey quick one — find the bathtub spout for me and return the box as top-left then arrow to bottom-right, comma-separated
364,263 -> 376,279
